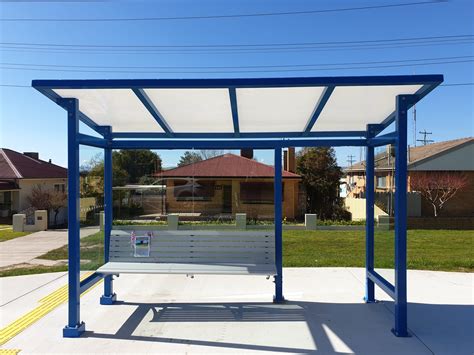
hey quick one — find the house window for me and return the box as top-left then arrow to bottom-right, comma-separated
376,176 -> 387,188
54,184 -> 65,193
173,179 -> 215,201
240,182 -> 284,204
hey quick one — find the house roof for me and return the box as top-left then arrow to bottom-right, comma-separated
0,181 -> 20,191
0,148 -> 67,179
157,153 -> 300,179
346,137 -> 473,172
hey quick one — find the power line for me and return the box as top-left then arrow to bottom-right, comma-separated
2,55 -> 472,70
1,34 -> 470,49
0,1 -> 446,22
2,39 -> 471,56
1,58 -> 472,74
1,38 -> 471,55
439,82 -> 474,86
2,82 -> 473,89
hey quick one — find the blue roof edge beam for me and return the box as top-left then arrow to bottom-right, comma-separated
31,74 -> 444,89
33,87 -> 108,136
303,85 -> 335,135
132,88 -> 173,137
229,88 -> 240,137
111,130 -> 366,139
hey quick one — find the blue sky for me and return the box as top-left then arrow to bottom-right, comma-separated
0,0 -> 472,169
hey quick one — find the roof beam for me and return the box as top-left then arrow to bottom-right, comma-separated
111,138 -> 367,150
229,88 -> 240,137
303,85 -> 335,135
132,88 -> 173,137
32,74 -> 443,89
111,130 -> 366,139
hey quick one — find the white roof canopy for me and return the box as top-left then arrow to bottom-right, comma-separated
33,75 -> 442,139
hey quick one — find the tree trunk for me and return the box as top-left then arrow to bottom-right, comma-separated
432,203 -> 438,217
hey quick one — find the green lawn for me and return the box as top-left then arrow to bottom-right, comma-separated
284,229 -> 473,272
0,227 -> 30,242
1,229 -> 472,277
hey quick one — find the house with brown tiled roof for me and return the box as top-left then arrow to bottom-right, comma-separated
156,151 -> 302,220
345,137 -> 474,217
0,148 -> 67,220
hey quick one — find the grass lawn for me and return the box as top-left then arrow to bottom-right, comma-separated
284,229 -> 473,272
1,229 -> 472,277
0,227 -> 31,242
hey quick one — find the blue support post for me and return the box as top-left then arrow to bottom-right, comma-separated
392,95 -> 410,337
100,127 -> 117,305
62,98 -> 85,338
273,147 -> 284,303
364,125 -> 376,303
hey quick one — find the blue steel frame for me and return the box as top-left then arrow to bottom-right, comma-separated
32,75 -> 442,339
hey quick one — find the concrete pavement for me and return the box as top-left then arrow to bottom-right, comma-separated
1,267 -> 472,354
0,227 -> 99,268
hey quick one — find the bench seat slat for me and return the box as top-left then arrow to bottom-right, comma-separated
97,262 -> 277,275
103,230 -> 277,276
111,237 -> 274,243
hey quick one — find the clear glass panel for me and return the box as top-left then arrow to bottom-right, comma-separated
159,149 -> 276,231
53,88 -> 164,132
144,89 -> 234,133
237,87 -> 326,132
312,84 -> 422,132
79,145 -> 105,271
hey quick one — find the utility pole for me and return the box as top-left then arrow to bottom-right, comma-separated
417,130 -> 434,146
347,154 -> 356,169
347,154 -> 356,188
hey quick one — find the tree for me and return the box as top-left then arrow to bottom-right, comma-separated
27,185 -> 51,211
199,150 -> 224,159
113,150 -> 162,183
26,185 -> 67,226
50,190 -> 67,226
178,151 -> 203,166
81,149 -> 162,197
296,147 -> 346,220
410,172 -> 468,217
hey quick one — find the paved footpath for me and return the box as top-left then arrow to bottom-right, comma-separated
0,227 -> 99,268
1,268 -> 473,354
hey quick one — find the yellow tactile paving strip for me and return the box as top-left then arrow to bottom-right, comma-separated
0,272 -> 101,349
0,349 -> 21,355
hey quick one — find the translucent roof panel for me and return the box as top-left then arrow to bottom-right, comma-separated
144,88 -> 234,133
236,87 -> 326,132
311,85 -> 422,132
53,89 -> 164,133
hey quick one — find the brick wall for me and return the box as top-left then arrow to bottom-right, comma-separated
165,178 -> 299,219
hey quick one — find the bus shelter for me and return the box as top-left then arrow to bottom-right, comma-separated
33,74 -> 443,338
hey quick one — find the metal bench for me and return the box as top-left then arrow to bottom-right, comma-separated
97,230 -> 277,277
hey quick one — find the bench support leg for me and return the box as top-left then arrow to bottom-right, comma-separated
101,129 -> 117,305
273,148 -> 285,304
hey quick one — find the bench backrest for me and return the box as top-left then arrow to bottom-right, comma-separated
109,230 -> 275,265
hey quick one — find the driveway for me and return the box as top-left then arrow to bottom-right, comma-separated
0,227 -> 99,268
